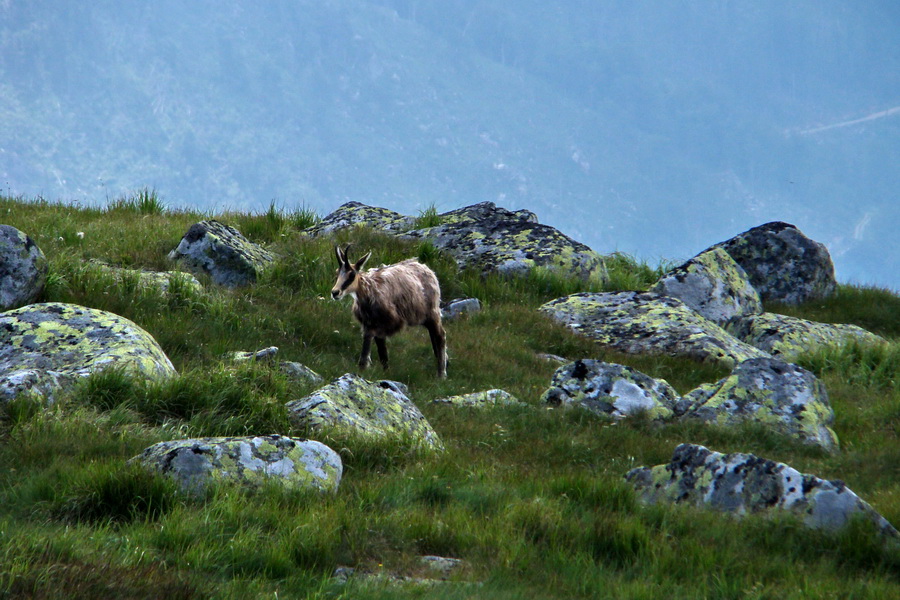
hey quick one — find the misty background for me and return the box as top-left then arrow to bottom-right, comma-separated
2,1 -> 898,290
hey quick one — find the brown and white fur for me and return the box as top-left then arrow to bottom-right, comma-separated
331,245 -> 447,377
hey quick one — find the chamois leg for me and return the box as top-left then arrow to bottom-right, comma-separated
425,320 -> 447,378
358,333 -> 373,369
375,337 -> 389,370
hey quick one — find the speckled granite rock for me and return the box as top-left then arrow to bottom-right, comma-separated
713,222 -> 837,304
627,443 -> 897,537
540,291 -> 770,368
541,360 -> 679,421
405,202 -> 607,282
0,225 -> 47,310
168,220 -> 274,287
679,358 -> 838,451
305,201 -> 414,236
286,374 -> 443,451
650,247 -> 762,326
133,435 -> 342,494
0,302 -> 176,404
432,389 -> 524,408
727,312 -> 886,362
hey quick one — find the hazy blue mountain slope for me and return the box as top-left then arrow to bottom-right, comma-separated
1,1 -> 898,288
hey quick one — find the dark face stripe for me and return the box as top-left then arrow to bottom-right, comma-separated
340,270 -> 356,291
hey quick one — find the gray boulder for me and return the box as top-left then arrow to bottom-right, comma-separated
432,389 -> 524,408
0,302 -> 176,405
87,261 -> 203,296
541,360 -> 679,421
728,312 -> 887,362
650,246 -> 762,326
713,222 -> 837,304
304,201 -> 413,236
286,374 -> 444,451
0,225 -> 48,310
627,443 -> 897,537
441,298 -> 482,320
133,435 -> 342,495
168,220 -> 274,287
540,291 -> 770,368
280,361 -> 325,385
405,202 -> 607,282
680,357 -> 838,451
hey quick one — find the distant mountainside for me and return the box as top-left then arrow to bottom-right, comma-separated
1,1 -> 898,289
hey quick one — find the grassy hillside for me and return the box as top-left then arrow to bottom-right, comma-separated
2,193 -> 900,599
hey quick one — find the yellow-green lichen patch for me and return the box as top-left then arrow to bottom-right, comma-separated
680,358 -> 838,451
432,389 -> 525,408
286,374 -> 444,451
168,220 -> 274,287
541,359 -> 679,421
305,201 -> 414,236
728,312 -> 887,362
540,291 -> 770,368
626,444 -> 897,537
87,261 -> 204,296
0,302 -> 176,404
650,247 -> 762,325
132,435 -> 342,494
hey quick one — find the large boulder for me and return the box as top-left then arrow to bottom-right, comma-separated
0,225 -> 48,310
540,291 -> 770,368
541,360 -> 679,421
168,220 -> 274,287
304,201 -> 413,236
405,202 -> 607,282
627,444 -> 897,537
0,302 -> 176,405
286,374 -> 444,451
713,222 -> 837,304
679,358 -> 838,451
727,312 -> 887,362
133,435 -> 342,495
649,246 -> 762,326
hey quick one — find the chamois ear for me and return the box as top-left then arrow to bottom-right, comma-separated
353,251 -> 372,272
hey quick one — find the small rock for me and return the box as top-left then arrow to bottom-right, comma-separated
432,389 -> 524,408
168,220 -> 274,287
230,346 -> 280,362
441,298 -> 482,320
280,361 -> 324,385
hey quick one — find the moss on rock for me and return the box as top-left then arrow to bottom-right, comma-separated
133,434 -> 342,494
540,291 -> 770,368
0,302 -> 176,404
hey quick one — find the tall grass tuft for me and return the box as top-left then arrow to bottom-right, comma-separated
106,187 -> 166,215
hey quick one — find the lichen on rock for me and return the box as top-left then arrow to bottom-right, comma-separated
0,302 -> 176,405
626,443 -> 897,537
304,201 -> 414,236
680,357 -> 838,451
650,246 -> 762,326
432,389 -> 524,408
712,221 -> 837,304
0,225 -> 48,310
133,434 -> 342,494
541,359 -> 679,421
286,373 -> 444,451
727,312 -> 886,362
540,291 -> 770,368
168,220 -> 274,287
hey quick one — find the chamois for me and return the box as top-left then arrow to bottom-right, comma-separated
331,245 -> 448,378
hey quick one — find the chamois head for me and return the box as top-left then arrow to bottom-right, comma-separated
331,245 -> 371,300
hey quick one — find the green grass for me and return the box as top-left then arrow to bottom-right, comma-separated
2,192 -> 900,598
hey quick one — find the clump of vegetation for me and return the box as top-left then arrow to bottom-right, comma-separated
1,192 -> 899,599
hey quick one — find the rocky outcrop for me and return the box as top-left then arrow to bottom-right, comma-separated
713,222 -> 837,304
650,246 -> 762,326
679,358 -> 838,451
627,444 -> 897,537
133,435 -> 342,494
540,291 -> 770,368
405,202 -> 607,281
0,302 -> 176,405
727,312 -> 886,362
168,220 -> 274,287
0,225 -> 48,310
305,201 -> 413,236
432,389 -> 524,408
286,374 -> 444,451
541,360 -> 679,421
